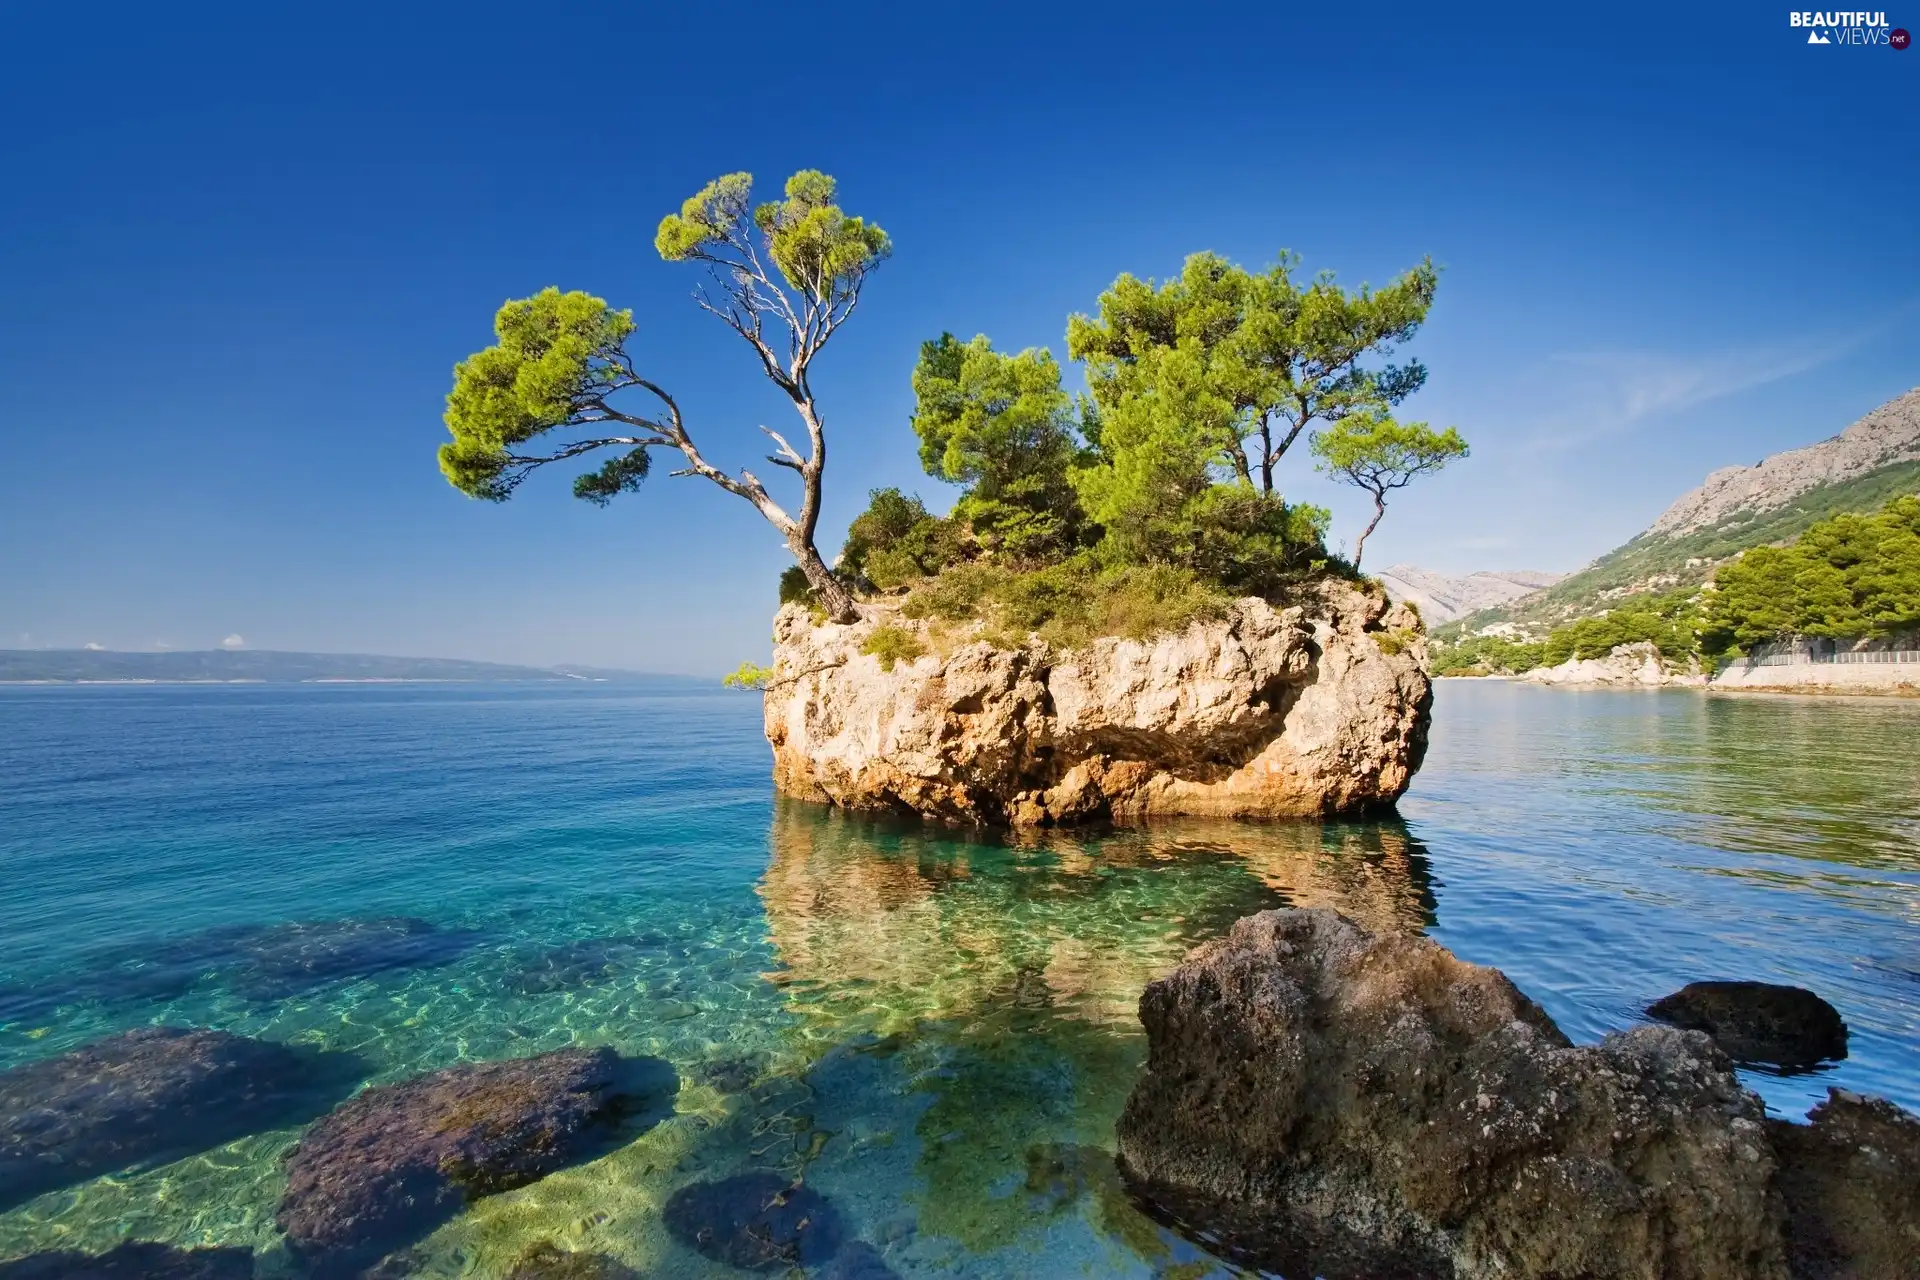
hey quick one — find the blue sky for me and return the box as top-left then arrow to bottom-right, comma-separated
1,5 -> 1914,673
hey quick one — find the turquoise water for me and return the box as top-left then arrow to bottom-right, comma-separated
0,679 -> 1915,1276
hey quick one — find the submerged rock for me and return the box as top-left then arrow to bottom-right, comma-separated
277,1048 -> 672,1275
662,1172 -> 845,1271
502,1241 -> 640,1279
0,918 -> 484,1023
693,1052 -> 767,1093
0,1243 -> 255,1279
220,916 -> 485,999
1769,1089 -> 1920,1280
508,935 -> 665,995
0,1027 -> 354,1212
763,580 -> 1430,826
1117,909 -> 1788,1280
1647,980 -> 1848,1071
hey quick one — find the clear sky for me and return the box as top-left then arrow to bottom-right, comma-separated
1,5 -> 1914,673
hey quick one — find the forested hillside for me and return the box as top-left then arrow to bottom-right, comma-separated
1433,386 -> 1920,648
1435,494 -> 1920,675
1438,458 -> 1920,641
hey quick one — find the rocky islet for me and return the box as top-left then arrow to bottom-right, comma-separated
765,580 -> 1431,826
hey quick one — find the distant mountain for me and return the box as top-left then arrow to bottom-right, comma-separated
1436,385 -> 1920,639
1374,566 -> 1565,624
0,650 -> 647,683
1647,387 -> 1920,537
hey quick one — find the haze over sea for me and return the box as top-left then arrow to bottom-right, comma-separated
0,680 -> 1913,1275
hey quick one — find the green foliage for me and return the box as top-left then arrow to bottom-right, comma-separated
816,245 -> 1449,647
1068,341 -> 1237,558
1704,494 -> 1920,650
440,288 -> 640,501
571,448 -> 650,504
1311,410 -> 1468,566
1438,460 -> 1920,642
860,625 -> 928,672
779,565 -> 816,606
910,334 -> 1085,558
1067,251 -> 1438,487
1372,629 -> 1415,657
839,488 -> 969,590
655,169 -> 890,297
1311,411 -> 1469,489
1539,589 -> 1702,666
1430,636 -> 1546,676
900,556 -> 1232,650
722,661 -> 773,689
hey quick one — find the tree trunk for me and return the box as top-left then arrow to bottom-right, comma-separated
1258,413 -> 1276,494
1352,494 -> 1386,570
792,537 -> 859,623
1225,438 -> 1252,487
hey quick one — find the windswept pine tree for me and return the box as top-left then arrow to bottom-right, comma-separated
437,171 -> 888,623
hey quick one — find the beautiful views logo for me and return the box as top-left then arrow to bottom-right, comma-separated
1788,10 -> 1907,45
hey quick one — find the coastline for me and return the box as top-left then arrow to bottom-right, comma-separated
0,677 -> 603,686
1437,672 -> 1920,698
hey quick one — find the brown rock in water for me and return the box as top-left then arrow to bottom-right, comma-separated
277,1048 -> 671,1275
0,1243 -> 253,1279
763,581 -> 1430,826
1769,1089 -> 1920,1279
662,1172 -> 846,1271
503,1241 -> 641,1279
1116,909 -> 1789,1280
1647,981 -> 1848,1071
0,1027 -> 352,1211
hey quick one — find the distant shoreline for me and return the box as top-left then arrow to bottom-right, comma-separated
1436,673 -> 1920,699
0,677 -> 604,686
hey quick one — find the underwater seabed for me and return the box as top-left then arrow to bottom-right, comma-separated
0,803 -> 1440,1278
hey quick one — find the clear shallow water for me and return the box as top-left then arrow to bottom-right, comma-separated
0,679 -> 1914,1276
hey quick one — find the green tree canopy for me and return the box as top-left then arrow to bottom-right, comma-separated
1310,411 -> 1468,568
908,334 -> 1085,558
1068,251 -> 1437,494
439,288 -> 650,503
1705,495 -> 1920,650
438,170 -> 889,624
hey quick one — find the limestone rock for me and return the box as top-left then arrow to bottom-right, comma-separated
277,1048 -> 671,1275
1375,565 -> 1564,625
1116,909 -> 1789,1280
1647,981 -> 1849,1071
1522,640 -> 1707,688
1648,386 -> 1920,539
763,580 -> 1430,826
1769,1089 -> 1920,1280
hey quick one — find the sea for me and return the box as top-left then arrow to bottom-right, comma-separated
0,679 -> 1915,1276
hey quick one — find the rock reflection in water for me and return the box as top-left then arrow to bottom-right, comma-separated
758,799 -> 1437,1032
755,800 -> 1439,1262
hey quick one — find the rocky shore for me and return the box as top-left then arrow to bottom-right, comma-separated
1117,909 -> 1918,1280
1522,640 -> 1706,688
762,580 -> 1431,826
